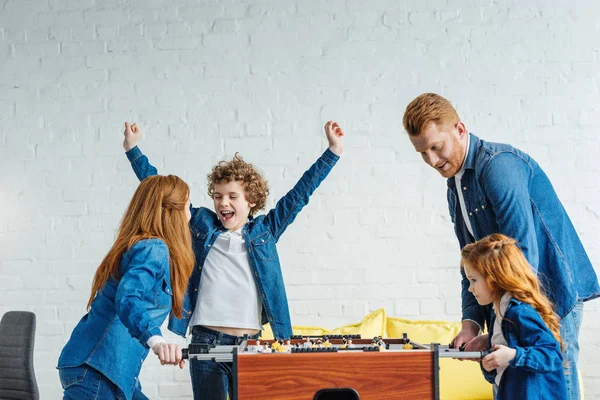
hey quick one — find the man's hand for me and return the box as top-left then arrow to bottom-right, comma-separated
123,122 -> 142,151
481,344 -> 516,372
450,320 -> 481,349
463,334 -> 489,352
152,342 -> 185,369
324,120 -> 344,155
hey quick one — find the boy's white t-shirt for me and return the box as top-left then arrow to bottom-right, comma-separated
491,292 -> 512,386
189,226 -> 263,331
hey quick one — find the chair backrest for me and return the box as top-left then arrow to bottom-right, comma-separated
0,311 -> 39,400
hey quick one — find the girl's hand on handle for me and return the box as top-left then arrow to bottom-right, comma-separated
123,122 -> 142,151
481,344 -> 516,372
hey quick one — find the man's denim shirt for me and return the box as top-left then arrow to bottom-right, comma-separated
57,239 -> 173,400
126,146 -> 339,340
448,134 -> 600,329
482,298 -> 567,400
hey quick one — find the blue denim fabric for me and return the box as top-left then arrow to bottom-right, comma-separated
447,134 -> 599,328
126,146 -> 339,340
188,326 -> 260,400
58,239 -> 172,400
60,365 -> 148,400
482,298 -> 567,400
560,300 -> 583,400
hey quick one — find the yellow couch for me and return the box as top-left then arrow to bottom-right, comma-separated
262,309 -> 584,400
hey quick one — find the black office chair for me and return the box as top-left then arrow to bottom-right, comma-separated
0,311 -> 39,400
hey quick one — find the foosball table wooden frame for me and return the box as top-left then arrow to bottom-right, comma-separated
182,335 -> 487,400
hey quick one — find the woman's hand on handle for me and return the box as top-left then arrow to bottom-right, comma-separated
152,342 -> 185,369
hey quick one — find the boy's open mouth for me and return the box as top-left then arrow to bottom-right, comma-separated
221,210 -> 234,221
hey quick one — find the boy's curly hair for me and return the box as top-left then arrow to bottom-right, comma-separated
207,153 -> 269,216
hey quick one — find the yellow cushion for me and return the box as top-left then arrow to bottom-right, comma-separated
261,308 -> 387,340
387,316 -> 492,400
329,308 -> 387,338
386,316 -> 461,343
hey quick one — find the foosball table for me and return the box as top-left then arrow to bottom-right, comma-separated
182,334 -> 488,400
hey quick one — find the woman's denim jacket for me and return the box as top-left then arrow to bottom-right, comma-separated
482,298 -> 567,400
126,146 -> 340,339
448,134 -> 600,329
57,239 -> 173,400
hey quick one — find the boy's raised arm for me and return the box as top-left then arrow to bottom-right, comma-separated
324,120 -> 344,156
123,122 -> 141,152
123,122 -> 159,181
264,121 -> 344,241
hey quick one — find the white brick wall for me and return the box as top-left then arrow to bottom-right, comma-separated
1,1 -> 599,398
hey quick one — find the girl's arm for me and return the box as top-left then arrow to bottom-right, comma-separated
506,304 -> 564,373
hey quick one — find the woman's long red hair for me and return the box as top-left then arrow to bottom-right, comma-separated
87,175 -> 194,318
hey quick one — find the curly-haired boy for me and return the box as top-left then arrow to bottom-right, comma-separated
123,120 -> 344,399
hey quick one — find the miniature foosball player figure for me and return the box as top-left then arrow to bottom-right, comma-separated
262,343 -> 272,353
303,337 -> 312,348
346,338 -> 354,348
276,340 -> 287,353
284,339 -> 293,352
322,337 -> 332,348
340,338 -> 348,349
271,339 -> 281,352
255,339 -> 262,352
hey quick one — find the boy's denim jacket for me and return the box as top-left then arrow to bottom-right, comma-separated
448,134 -> 600,329
482,298 -> 567,400
57,239 -> 173,400
126,146 -> 340,339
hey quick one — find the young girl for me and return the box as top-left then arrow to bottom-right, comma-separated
461,233 -> 567,400
57,175 -> 195,400
122,121 -> 344,399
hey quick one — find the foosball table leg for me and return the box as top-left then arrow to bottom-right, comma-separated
431,343 -> 440,400
232,347 -> 239,400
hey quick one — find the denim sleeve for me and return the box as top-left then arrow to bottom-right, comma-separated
480,322 -> 496,383
125,146 -> 158,181
480,362 -> 497,384
126,146 -> 197,216
264,148 -> 339,242
507,305 -> 564,373
480,152 -> 539,272
115,239 -> 170,348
